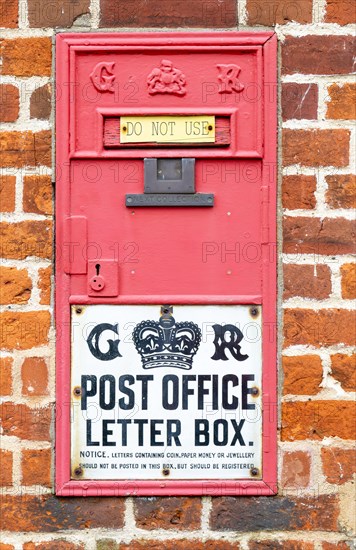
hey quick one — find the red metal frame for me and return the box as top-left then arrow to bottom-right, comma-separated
55,32 -> 277,496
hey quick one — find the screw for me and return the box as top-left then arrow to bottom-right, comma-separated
122,125 -> 127,132
250,467 -> 259,477
251,387 -> 259,397
75,307 -> 82,314
162,468 -> 170,476
74,467 -> 83,477
73,386 -> 81,397
249,307 -> 259,317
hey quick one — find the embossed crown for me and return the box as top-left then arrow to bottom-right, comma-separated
132,306 -> 201,370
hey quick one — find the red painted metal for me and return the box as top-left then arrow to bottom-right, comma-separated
56,32 -> 277,496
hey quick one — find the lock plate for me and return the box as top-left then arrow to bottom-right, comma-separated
87,260 -> 119,297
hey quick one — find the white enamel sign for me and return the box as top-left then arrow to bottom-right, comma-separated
71,304 -> 262,480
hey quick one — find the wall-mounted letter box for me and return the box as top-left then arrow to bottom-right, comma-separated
56,32 -> 277,496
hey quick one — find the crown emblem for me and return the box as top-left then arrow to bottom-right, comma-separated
133,306 -> 201,370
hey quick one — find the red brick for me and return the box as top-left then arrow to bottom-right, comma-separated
24,543 -> 84,550
0,0 -> 18,27
135,497 -> 201,530
325,174 -> 356,209
327,83 -> 356,120
249,542 -> 314,550
23,175 -> 52,214
0,310 -> 51,350
30,84 -> 51,120
330,353 -> 356,392
283,355 -> 323,395
0,175 -> 16,212
22,448 -> 51,486
282,175 -> 316,210
284,264 -> 331,300
325,1 -> 356,24
0,38 -> 52,77
284,308 -> 356,348
282,401 -> 356,441
0,84 -> 19,122
100,0 -> 237,27
0,402 -> 51,441
0,449 -> 13,486
282,35 -> 356,75
38,266 -> 51,305
322,542 -> 352,550
341,263 -> 356,299
281,451 -> 311,489
21,357 -> 49,396
0,266 -> 32,304
282,83 -> 318,120
28,0 -> 89,27
0,221 -> 52,259
210,495 -> 339,531
0,495 -> 124,531
321,447 -> 356,484
0,356 -> 12,396
247,0 -> 312,25
283,216 -> 355,255
283,129 -> 350,167
0,131 -> 51,168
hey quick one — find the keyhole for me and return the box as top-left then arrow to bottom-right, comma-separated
91,263 -> 104,290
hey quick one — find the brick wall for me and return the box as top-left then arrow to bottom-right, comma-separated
0,0 -> 355,548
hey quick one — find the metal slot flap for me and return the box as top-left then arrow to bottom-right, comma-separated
144,158 -> 195,194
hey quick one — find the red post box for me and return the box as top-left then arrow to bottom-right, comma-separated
56,32 -> 277,496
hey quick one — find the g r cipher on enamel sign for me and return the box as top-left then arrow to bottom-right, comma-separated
56,32 -> 277,496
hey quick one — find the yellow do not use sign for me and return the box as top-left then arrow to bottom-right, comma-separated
120,115 -> 215,144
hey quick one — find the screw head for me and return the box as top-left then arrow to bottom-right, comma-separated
74,467 -> 83,477
249,307 -> 259,317
250,467 -> 259,477
162,468 -> 170,476
73,386 -> 81,397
